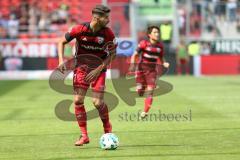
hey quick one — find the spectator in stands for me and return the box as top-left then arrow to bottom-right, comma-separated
38,11 -> 50,32
227,0 -> 237,22
7,14 -> 19,39
57,4 -> 69,24
9,6 -> 20,19
214,0 -> 226,20
193,0 -> 202,15
237,8 -> 240,33
204,4 -> 221,37
0,13 -> 8,38
28,6 -> 40,36
0,26 -> 7,39
237,20 -> 240,33
19,4 -> 29,32
51,10 -> 59,25
189,10 -> 201,37
177,6 -> 186,35
201,42 -> 211,55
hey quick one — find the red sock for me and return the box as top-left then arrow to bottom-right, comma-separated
144,96 -> 153,113
75,104 -> 88,137
97,103 -> 112,133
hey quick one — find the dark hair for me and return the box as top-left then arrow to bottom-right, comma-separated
147,26 -> 160,34
92,4 -> 110,15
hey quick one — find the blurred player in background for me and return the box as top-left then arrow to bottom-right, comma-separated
176,38 -> 189,75
129,26 -> 169,118
58,4 -> 117,146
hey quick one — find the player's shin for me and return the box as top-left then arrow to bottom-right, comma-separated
97,103 -> 112,133
144,88 -> 154,113
144,96 -> 153,113
75,104 -> 88,137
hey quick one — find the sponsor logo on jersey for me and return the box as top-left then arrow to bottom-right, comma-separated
80,44 -> 103,51
156,48 -> 161,52
97,37 -> 104,44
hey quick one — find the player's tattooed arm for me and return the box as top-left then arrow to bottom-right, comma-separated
85,41 -> 117,83
102,46 -> 116,69
97,40 -> 117,72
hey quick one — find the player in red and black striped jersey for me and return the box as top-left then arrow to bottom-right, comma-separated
58,5 -> 117,146
129,26 -> 170,118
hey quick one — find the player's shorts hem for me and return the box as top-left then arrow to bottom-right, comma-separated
91,89 -> 105,93
146,84 -> 156,89
73,85 -> 89,90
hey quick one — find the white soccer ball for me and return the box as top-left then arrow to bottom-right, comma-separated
99,133 -> 119,150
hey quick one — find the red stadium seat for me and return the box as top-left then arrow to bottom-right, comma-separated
49,33 -> 58,38
11,0 -> 21,6
19,33 -> 30,39
39,33 -> 49,39
0,0 -> 10,7
0,8 -> 10,17
69,7 -> 81,16
71,0 -> 81,4
61,0 -> 70,5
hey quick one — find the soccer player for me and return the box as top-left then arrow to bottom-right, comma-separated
129,26 -> 169,118
57,5 -> 117,146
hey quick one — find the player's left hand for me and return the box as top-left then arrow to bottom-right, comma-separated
128,63 -> 136,73
163,62 -> 170,68
85,67 -> 102,83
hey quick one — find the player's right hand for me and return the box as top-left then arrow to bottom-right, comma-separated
58,63 -> 67,74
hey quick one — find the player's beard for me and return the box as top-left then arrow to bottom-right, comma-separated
100,21 -> 109,28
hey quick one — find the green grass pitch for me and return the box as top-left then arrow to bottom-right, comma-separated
0,76 -> 240,160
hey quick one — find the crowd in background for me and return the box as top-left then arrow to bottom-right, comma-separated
0,0 -> 76,39
1,0 -> 240,39
177,0 -> 240,38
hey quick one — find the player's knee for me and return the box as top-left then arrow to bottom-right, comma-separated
92,98 -> 104,108
137,89 -> 145,97
136,83 -> 145,96
74,97 -> 84,105
145,87 -> 154,96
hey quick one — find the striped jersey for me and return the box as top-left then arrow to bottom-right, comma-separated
65,22 -> 116,67
136,39 -> 164,63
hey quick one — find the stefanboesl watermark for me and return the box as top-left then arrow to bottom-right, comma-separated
118,110 -> 192,122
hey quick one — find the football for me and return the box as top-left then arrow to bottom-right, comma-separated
99,133 -> 119,150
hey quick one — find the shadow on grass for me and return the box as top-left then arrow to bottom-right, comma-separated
0,80 -> 29,97
45,152 -> 240,160
0,108 -> 26,120
1,127 -> 240,138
